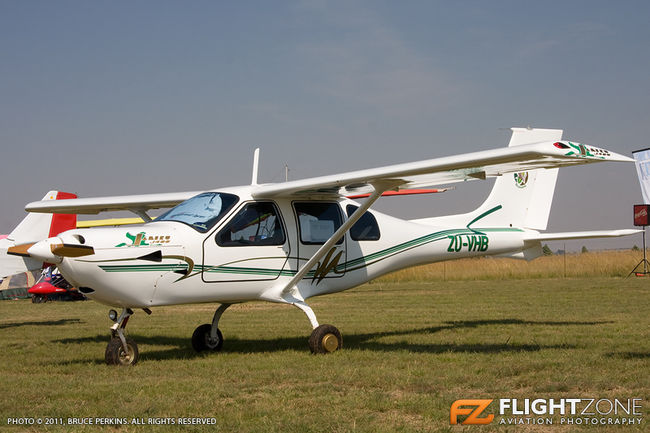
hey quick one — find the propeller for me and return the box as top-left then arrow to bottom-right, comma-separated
50,243 -> 95,257
7,238 -> 94,263
6,243 -> 35,257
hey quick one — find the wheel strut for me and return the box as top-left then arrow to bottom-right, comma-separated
292,301 -> 342,354
192,303 -> 231,352
106,308 -> 139,366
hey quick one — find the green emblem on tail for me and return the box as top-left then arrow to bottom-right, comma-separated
514,172 -> 529,188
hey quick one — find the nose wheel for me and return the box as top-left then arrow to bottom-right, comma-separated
105,336 -> 139,365
105,308 -> 139,366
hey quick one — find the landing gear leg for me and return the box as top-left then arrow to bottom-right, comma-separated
105,308 -> 139,366
192,303 -> 231,352
294,301 -> 342,354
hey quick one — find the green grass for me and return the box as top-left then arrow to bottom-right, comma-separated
379,250 -> 645,282
1,277 -> 649,432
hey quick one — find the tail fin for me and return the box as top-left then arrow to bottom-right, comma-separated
7,191 -> 77,244
413,127 -> 563,229
467,127 -> 563,230
1,191 -> 77,279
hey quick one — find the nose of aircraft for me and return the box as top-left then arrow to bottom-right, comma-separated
27,237 -> 95,264
27,237 -> 64,263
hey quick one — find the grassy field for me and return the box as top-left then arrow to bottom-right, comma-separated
379,250 -> 645,282
1,276 -> 649,432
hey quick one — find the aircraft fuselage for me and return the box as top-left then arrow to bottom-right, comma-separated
53,188 -> 531,309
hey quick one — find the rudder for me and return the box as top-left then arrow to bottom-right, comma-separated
474,128 -> 562,230
412,127 -> 563,230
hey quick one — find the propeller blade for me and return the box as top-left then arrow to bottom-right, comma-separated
50,243 -> 95,258
6,243 -> 36,257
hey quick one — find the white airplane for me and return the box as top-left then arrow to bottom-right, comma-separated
7,128 -> 639,365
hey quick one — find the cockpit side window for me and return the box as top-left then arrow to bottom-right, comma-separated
346,205 -> 381,241
216,202 -> 286,247
156,192 -> 239,233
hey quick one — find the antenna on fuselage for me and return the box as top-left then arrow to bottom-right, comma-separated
251,148 -> 260,185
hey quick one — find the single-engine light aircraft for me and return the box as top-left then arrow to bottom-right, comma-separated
7,128 -> 639,365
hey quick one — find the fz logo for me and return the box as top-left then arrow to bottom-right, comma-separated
450,399 -> 494,425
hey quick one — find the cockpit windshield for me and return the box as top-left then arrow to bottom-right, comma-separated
155,192 -> 239,233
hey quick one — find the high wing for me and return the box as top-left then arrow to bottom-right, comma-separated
252,141 -> 632,199
24,140 -> 631,215
25,191 -> 201,216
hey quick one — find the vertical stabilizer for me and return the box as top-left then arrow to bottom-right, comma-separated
474,127 -> 562,230
413,127 -> 563,230
1,191 -> 77,279
8,191 -> 77,244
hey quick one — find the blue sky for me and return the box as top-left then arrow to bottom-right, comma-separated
1,1 -> 649,250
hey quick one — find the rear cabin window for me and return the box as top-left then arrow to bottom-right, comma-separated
294,202 -> 343,245
216,202 -> 285,246
346,205 -> 381,241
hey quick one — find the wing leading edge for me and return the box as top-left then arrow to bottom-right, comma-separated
251,140 -> 632,199
25,191 -> 202,215
24,135 -> 632,215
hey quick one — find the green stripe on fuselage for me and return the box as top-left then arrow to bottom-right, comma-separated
97,227 -> 522,278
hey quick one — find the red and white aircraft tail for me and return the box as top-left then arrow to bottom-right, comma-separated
0,191 -> 77,279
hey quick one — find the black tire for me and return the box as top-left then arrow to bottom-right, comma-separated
105,337 -> 139,366
309,324 -> 342,354
191,324 -> 223,352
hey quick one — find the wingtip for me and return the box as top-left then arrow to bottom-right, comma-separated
603,149 -> 635,163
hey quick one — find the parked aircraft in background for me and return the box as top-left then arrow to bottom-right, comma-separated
1,191 -> 76,280
28,266 -> 85,303
6,128 -> 639,365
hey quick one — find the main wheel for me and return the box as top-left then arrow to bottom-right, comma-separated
105,337 -> 139,366
192,323 -> 224,352
309,324 -> 342,354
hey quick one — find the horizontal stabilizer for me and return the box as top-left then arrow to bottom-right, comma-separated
525,229 -> 641,242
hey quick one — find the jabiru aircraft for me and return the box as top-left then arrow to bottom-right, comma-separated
6,128 -> 639,365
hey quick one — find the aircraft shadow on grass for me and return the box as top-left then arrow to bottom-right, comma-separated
606,351 -> 650,360
50,318 -> 612,364
0,318 -> 82,329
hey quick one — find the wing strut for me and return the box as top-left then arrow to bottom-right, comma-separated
129,208 -> 153,223
281,180 -> 401,297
